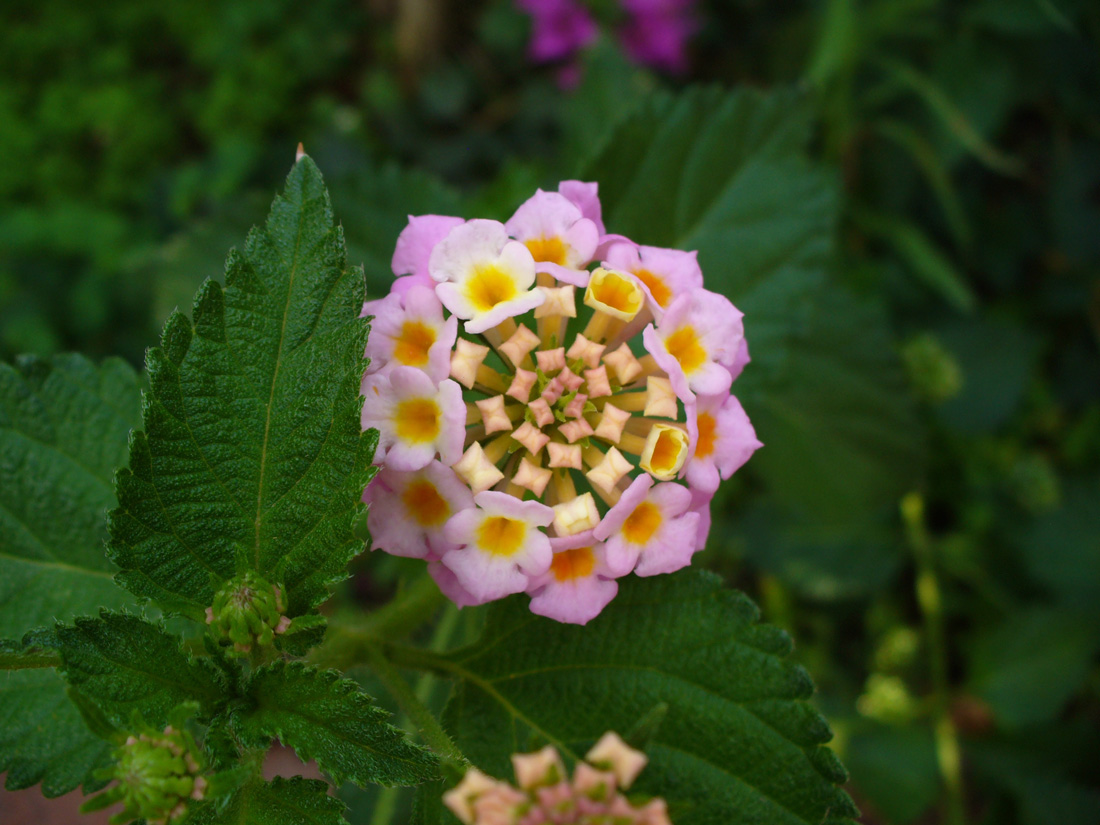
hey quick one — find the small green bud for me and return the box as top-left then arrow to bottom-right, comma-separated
205,571 -> 290,654
901,333 -> 963,403
86,723 -> 207,825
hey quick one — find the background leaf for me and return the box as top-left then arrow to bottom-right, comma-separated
435,571 -> 857,825
580,86 -> 834,378
233,661 -> 438,788
0,354 -> 141,795
108,157 -> 375,616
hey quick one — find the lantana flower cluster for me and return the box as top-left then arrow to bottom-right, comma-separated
518,0 -> 698,77
443,732 -> 670,825
361,181 -> 760,624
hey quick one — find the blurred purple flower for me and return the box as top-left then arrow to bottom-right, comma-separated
619,0 -> 698,73
517,0 -> 599,63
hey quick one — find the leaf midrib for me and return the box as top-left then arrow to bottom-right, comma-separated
254,195 -> 307,572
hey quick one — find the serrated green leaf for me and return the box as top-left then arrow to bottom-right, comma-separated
49,611 -> 226,729
0,354 -> 142,795
190,776 -> 349,825
435,571 -> 857,825
0,354 -> 140,634
233,661 -> 438,788
108,157 -> 376,617
579,86 -> 837,376
0,667 -> 113,796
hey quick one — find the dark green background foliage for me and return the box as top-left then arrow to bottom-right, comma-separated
3,0 -> 1100,823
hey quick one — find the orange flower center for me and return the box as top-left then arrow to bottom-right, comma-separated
550,546 -> 596,581
402,480 -> 450,526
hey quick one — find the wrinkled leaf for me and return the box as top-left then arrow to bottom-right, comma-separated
108,157 -> 375,617
233,661 -> 438,788
437,571 -> 857,825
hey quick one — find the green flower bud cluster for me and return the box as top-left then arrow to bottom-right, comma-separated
205,570 -> 291,653
901,333 -> 963,403
89,724 -> 207,825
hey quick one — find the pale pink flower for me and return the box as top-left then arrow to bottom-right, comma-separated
363,462 -> 474,559
364,285 -> 457,382
526,533 -> 619,625
603,242 -> 703,318
643,288 -> 744,401
683,392 -> 761,494
506,190 -> 599,285
361,367 -> 465,471
430,220 -> 545,333
442,491 -> 555,602
595,475 -> 700,576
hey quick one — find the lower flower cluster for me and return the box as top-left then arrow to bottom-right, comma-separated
362,181 -> 760,624
444,733 -> 670,825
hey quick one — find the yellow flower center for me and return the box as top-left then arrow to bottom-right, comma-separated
477,516 -> 527,556
664,325 -> 706,374
633,268 -> 672,308
393,321 -> 436,367
526,236 -> 567,266
695,411 -> 717,459
550,546 -> 596,581
467,264 -> 520,312
401,479 -> 450,526
622,501 -> 662,546
640,425 -> 690,480
394,398 -> 441,443
585,269 -> 644,321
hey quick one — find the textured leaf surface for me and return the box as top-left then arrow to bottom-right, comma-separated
580,86 -> 837,377
234,662 -> 438,788
0,354 -> 141,794
0,354 -> 140,633
438,571 -> 857,825
108,157 -> 375,615
47,611 -> 225,728
191,776 -> 348,825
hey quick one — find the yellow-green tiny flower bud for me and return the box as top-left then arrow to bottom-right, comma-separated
205,571 -> 288,654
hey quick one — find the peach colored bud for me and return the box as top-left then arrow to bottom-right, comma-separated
506,368 -> 537,402
534,285 -> 577,318
644,376 -> 678,419
593,403 -> 631,443
513,422 -> 551,456
451,338 -> 490,389
559,418 -> 594,443
454,443 -> 505,494
529,398 -> 555,427
536,347 -> 566,373
442,768 -> 498,825
586,731 -> 648,789
584,365 -> 612,397
547,442 -> 583,470
552,492 -> 599,535
567,333 -> 606,368
585,447 -> 633,496
514,458 -> 552,496
604,343 -> 642,384
476,396 -> 512,434
512,745 -> 566,789
501,325 -> 541,366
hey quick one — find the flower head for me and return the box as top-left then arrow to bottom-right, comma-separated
362,182 -> 759,623
443,734 -> 670,825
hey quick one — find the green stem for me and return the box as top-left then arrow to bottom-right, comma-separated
312,574 -> 446,670
364,641 -> 467,769
0,648 -> 61,670
902,492 -> 966,825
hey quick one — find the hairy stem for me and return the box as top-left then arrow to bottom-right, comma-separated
0,648 -> 61,670
312,574 -> 446,670
364,641 -> 467,769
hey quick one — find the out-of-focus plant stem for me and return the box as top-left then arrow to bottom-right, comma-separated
903,492 -> 966,825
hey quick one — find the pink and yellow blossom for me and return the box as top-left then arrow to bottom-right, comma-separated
361,182 -> 758,624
